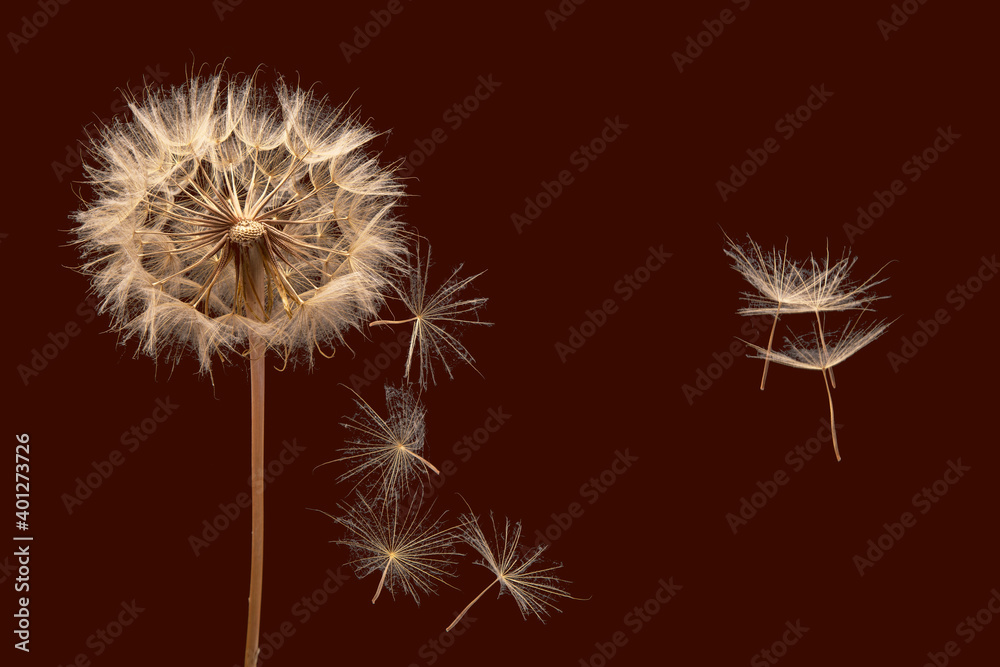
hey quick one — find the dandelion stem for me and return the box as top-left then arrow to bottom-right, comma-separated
447,576 -> 499,632
244,258 -> 267,667
815,311 -> 837,388
370,316 -> 418,327
760,301 -> 782,390
821,367 -> 840,461
372,564 -> 390,604
405,448 -> 441,475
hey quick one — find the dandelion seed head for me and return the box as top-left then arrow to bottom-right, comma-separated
229,219 -> 267,246
72,66 -> 407,372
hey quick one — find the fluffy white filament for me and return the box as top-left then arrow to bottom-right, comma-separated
73,67 -> 406,371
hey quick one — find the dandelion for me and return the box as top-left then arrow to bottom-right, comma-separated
447,509 -> 576,631
742,317 -> 892,460
370,243 -> 489,388
315,497 -> 459,604
725,233 -> 888,389
73,67 -> 405,371
71,66 -> 406,667
724,233 -> 808,389
319,383 -> 438,502
780,244 -> 889,388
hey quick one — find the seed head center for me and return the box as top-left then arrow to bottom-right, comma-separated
229,219 -> 267,246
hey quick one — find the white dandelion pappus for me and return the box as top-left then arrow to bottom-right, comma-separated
72,66 -> 406,372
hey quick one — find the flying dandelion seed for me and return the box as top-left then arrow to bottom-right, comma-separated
318,383 -> 438,502
781,243 -> 890,389
447,509 -> 577,631
369,243 -> 490,388
742,316 -> 892,460
316,497 -> 459,605
724,232 -> 808,389
725,233 -> 889,389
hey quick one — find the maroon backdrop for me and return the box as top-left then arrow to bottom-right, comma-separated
5,1 -> 998,666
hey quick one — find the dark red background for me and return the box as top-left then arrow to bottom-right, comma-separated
5,0 -> 999,665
